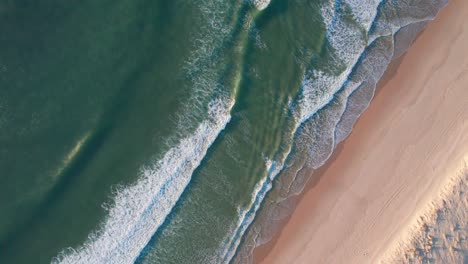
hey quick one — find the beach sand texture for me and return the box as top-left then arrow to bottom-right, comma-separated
382,167 -> 468,263
258,0 -> 468,263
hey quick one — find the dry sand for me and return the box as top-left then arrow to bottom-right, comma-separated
258,0 -> 468,263
382,168 -> 468,263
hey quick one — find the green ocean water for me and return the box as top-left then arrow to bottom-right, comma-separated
0,1 -> 213,262
0,0 -> 447,263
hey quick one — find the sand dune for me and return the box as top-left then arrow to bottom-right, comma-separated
258,0 -> 468,263
382,167 -> 468,263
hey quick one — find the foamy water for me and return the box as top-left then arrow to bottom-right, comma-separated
53,1 -> 242,262
219,161 -> 274,262
54,98 -> 233,264
252,0 -> 271,10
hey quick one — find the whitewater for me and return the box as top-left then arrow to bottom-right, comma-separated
53,0 -> 244,262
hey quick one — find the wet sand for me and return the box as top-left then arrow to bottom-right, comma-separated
256,0 -> 468,263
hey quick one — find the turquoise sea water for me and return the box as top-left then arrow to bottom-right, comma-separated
0,0 -> 447,263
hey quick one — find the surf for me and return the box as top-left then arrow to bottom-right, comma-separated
53,0 -> 246,262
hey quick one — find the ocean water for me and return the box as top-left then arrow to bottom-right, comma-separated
0,0 -> 446,263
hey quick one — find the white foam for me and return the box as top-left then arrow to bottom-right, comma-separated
54,1 -> 242,262
368,0 -> 448,43
54,97 -> 233,264
291,0 -> 369,137
295,0 -> 434,131
252,0 -> 270,11
219,159 -> 279,262
346,0 -> 382,31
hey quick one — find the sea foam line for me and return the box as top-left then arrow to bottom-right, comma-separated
219,159 -> 279,262
251,0 -> 271,10
53,1 -> 243,263
53,98 -> 233,264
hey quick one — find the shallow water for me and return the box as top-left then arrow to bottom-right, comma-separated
0,0 -> 447,263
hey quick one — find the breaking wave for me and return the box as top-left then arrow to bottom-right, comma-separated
53,98 -> 233,264
53,0 -> 244,263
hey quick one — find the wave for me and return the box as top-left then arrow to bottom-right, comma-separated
232,0 -> 448,263
52,1 -> 245,263
218,160 -> 276,263
53,98 -> 233,264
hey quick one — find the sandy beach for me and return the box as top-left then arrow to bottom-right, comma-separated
257,0 -> 468,263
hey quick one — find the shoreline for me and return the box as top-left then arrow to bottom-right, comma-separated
251,53 -> 408,264
254,0 -> 468,262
